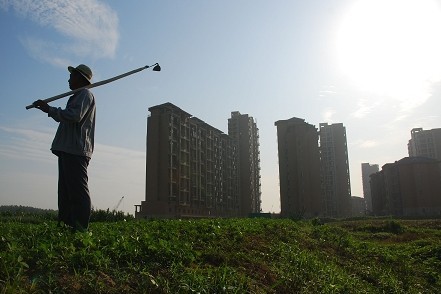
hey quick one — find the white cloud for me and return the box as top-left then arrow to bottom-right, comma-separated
352,139 -> 379,149
322,108 -> 335,123
1,0 -> 119,64
18,37 -> 71,67
0,126 -> 54,163
318,85 -> 337,98
318,90 -> 337,97
351,98 -> 379,119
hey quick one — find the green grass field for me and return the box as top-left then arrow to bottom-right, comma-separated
1,216 -> 440,293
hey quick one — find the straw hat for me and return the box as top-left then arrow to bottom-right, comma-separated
68,64 -> 92,84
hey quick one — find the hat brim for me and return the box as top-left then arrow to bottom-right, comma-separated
68,66 -> 92,84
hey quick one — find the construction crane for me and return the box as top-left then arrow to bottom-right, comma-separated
112,196 -> 124,211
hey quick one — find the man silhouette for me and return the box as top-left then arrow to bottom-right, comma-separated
33,64 -> 96,232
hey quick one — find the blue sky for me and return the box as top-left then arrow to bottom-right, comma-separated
1,0 -> 441,215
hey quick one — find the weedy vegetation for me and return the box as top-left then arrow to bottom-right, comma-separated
0,210 -> 440,293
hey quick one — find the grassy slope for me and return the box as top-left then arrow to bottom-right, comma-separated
1,218 -> 440,293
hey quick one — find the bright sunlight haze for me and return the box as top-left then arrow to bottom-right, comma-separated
336,0 -> 441,111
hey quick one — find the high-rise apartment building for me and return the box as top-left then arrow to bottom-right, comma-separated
136,103 -> 239,218
370,157 -> 441,217
408,128 -> 441,160
228,111 -> 262,216
319,123 -> 352,218
351,196 -> 366,216
275,118 -> 322,218
135,103 -> 261,219
361,162 -> 379,213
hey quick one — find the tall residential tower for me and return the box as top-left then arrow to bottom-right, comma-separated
228,111 -> 262,216
275,118 -> 322,218
319,123 -> 352,218
361,163 -> 379,213
408,128 -> 441,160
136,103 -> 261,219
136,103 -> 239,218
370,157 -> 441,217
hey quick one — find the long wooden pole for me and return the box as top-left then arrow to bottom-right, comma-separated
26,64 -> 159,110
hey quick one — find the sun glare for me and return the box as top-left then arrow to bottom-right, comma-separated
336,0 -> 441,108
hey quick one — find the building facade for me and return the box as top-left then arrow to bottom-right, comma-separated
370,157 -> 441,217
136,103 -> 239,218
408,128 -> 441,160
275,118 -> 322,218
351,196 -> 366,216
136,103 -> 261,219
361,162 -> 379,214
369,171 -> 387,215
319,123 -> 352,218
228,111 -> 262,216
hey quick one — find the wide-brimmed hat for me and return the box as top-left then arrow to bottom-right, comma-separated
68,64 -> 92,84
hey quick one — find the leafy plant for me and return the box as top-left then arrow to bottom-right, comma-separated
0,218 -> 440,293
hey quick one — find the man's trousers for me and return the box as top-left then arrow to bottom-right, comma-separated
57,152 -> 91,231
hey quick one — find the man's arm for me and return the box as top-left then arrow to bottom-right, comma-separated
34,90 -> 93,123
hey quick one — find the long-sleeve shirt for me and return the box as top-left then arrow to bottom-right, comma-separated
47,89 -> 96,158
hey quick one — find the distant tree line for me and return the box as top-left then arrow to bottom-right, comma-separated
0,205 -> 56,214
0,205 -> 134,223
0,205 -> 57,223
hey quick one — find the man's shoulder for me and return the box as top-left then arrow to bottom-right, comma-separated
75,88 -> 95,100
78,88 -> 93,95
